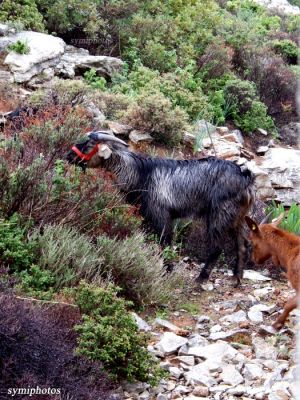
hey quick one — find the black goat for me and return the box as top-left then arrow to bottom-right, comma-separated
67,132 -> 255,285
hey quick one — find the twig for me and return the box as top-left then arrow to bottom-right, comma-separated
15,296 -> 78,308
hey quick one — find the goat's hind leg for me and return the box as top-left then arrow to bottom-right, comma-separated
233,230 -> 248,287
273,295 -> 298,330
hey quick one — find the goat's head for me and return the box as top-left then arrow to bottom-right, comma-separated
66,131 -> 128,170
245,213 -> 285,264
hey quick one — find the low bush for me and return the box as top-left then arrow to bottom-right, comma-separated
223,78 -> 275,133
0,0 -> 45,31
271,39 -> 299,64
84,68 -> 107,90
74,281 -> 165,384
123,91 -> 188,146
97,232 -> 183,306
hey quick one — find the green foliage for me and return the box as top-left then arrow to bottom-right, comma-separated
18,264 -> 55,299
123,91 -> 188,146
84,69 -> 107,90
271,39 -> 299,64
97,232 -> 183,306
74,281 -> 165,384
0,214 -> 36,272
0,0 -> 45,31
7,40 -> 30,54
266,202 -> 300,235
224,78 -> 275,133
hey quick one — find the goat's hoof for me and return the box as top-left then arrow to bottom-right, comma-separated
233,278 -> 242,288
272,321 -> 284,331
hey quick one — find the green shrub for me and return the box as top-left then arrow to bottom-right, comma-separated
271,39 -> 299,64
84,68 -> 107,90
266,202 -> 300,235
0,214 -> 36,272
97,232 -> 183,306
31,225 -> 103,289
18,264 -> 55,299
7,40 -> 30,54
123,91 -> 188,146
0,0 -> 45,31
74,281 -> 165,384
224,78 -> 275,133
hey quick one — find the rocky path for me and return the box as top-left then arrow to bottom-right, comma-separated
124,268 -> 298,400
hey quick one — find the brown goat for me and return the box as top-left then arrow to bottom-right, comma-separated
245,215 -> 300,330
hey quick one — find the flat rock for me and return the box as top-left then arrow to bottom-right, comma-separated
220,310 -> 248,324
154,318 -> 182,333
184,361 -> 218,387
243,270 -> 271,282
209,329 -> 249,341
256,145 -> 269,155
188,341 -> 238,362
175,356 -> 195,366
252,337 -> 278,360
107,121 -> 132,136
131,312 -> 151,332
129,130 -> 153,143
220,364 -> 244,386
155,332 -> 188,356
243,363 -> 264,380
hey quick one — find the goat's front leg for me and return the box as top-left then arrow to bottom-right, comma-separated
273,295 -> 298,330
233,231 -> 247,287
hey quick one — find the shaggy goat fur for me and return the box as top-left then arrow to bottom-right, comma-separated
246,215 -> 300,329
67,133 -> 255,283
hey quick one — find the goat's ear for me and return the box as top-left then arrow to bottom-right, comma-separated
271,212 -> 285,227
98,144 -> 112,159
245,216 -> 260,234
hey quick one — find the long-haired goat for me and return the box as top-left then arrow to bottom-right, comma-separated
67,132 -> 255,284
245,215 -> 300,329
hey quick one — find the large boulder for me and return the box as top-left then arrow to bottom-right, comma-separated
3,31 -> 65,83
259,148 -> 300,205
55,45 -> 123,78
253,0 -> 300,15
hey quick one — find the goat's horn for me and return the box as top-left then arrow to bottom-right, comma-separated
259,211 -> 274,225
89,131 -> 128,146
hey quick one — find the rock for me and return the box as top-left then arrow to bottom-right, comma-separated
192,386 -> 209,397
200,282 -> 214,291
252,337 -> 278,360
129,130 -> 153,143
169,366 -> 183,379
55,45 -> 123,78
131,313 -> 151,332
184,361 -> 218,387
3,31 -> 66,83
257,128 -> 268,136
157,394 -> 168,400
220,310 -> 247,324
188,334 -> 209,347
220,364 -> 244,386
173,385 -> 191,395
210,324 -> 222,333
155,332 -> 188,356
268,390 -> 290,400
0,23 -> 15,36
279,122 -> 300,147
253,286 -> 275,299
175,356 -> 195,366
246,160 -> 276,200
207,138 -> 241,161
154,318 -> 182,333
197,315 -> 211,324
259,148 -> 300,205
123,382 -> 150,394
216,126 -> 229,135
183,132 -> 197,145
209,329 -> 249,341
256,146 -> 269,155
253,0 -> 300,15
107,121 -> 132,136
139,390 -> 150,399
243,363 -> 264,380
248,307 -> 263,323
243,270 -> 271,282
0,70 -> 14,83
226,385 -> 247,396
188,341 -> 238,362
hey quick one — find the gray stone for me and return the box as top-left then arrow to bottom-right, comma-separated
197,315 -> 211,324
123,382 -> 150,394
209,329 -> 249,341
257,128 -> 268,136
0,70 -> 14,83
248,307 -> 263,323
256,146 -> 269,155
220,364 -> 244,386
220,310 -> 247,324
188,341 -> 238,362
253,0 -> 300,15
175,356 -> 195,366
155,332 -> 188,356
157,394 -> 168,400
188,334 -> 209,347
243,363 -> 264,380
243,270 -> 271,282
252,337 -> 278,360
107,121 -> 132,136
129,130 -> 153,144
169,366 -> 183,379
4,31 -> 65,83
210,324 -> 222,333
173,385 -> 191,395
154,318 -> 181,333
253,286 -> 275,299
131,313 -> 151,332
184,361 -> 218,387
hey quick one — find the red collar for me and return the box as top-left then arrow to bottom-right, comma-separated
72,144 -> 99,161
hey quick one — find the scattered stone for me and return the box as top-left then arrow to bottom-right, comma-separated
243,270 -> 271,282
155,332 -> 188,356
169,366 -> 183,379
192,386 -> 210,397
209,329 -> 249,342
253,286 -> 275,299
220,310 -> 247,324
123,382 -> 150,394
184,362 -> 218,387
210,324 -> 222,333
131,313 -> 151,332
244,363 -> 264,380
107,121 -> 132,136
129,130 -> 153,143
216,126 -> 229,135
154,318 -> 181,333
256,145 -> 269,155
175,356 -> 195,366
200,283 -> 214,291
220,364 -> 244,386
183,132 -> 197,145
173,385 -> 191,395
188,341 -> 238,362
157,394 -> 168,400
248,307 -> 263,323
197,315 -> 211,324
258,325 -> 277,335
257,128 -> 268,136
252,337 -> 278,360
